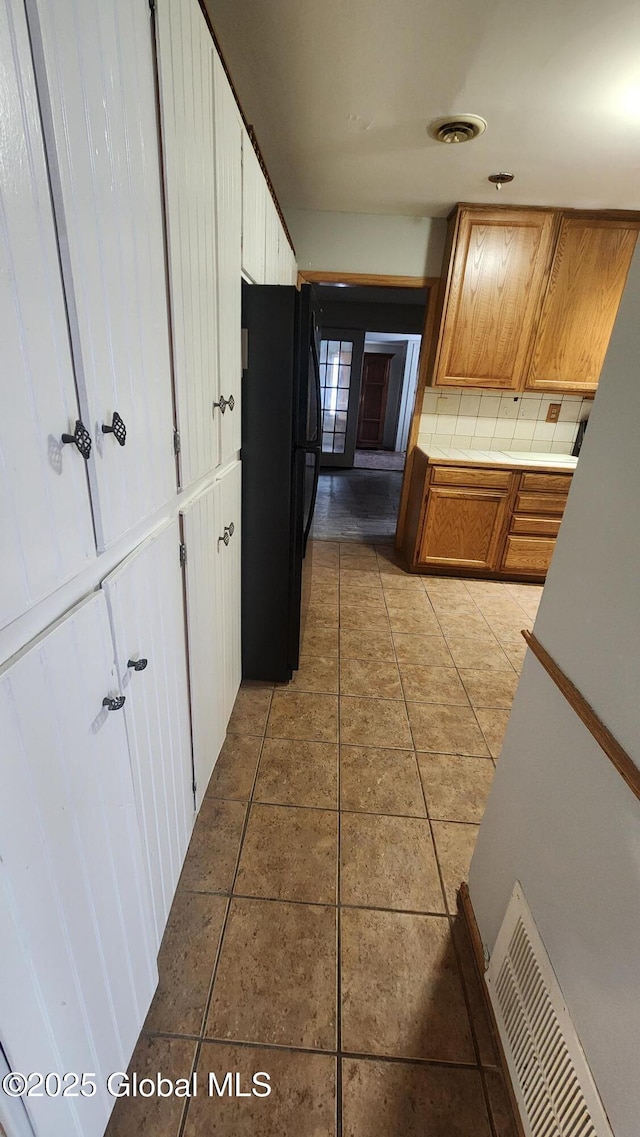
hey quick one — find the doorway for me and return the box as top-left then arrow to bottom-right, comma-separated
305,278 -> 430,541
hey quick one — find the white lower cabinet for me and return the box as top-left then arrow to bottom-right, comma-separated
0,592 -> 157,1137
102,521 -> 195,951
180,461 -> 242,809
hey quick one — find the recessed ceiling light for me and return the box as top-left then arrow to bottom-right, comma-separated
428,114 -> 487,144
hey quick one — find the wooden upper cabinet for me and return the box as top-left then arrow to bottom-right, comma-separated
525,216 -> 639,394
433,207 -> 555,390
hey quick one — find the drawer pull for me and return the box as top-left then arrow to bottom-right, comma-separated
101,411 -> 127,446
102,694 -> 126,712
61,419 -> 92,460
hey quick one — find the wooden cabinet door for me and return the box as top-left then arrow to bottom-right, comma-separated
180,481 -> 226,809
418,485 -> 510,571
0,593 -> 156,1137
525,216 -> 639,394
102,521 -> 195,950
1,0 -> 95,631
31,0 -> 176,547
156,0 -> 219,488
214,55 -> 242,466
434,208 -> 555,390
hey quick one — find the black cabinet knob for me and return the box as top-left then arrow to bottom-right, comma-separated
61,420 -> 92,460
218,523 -> 235,548
213,396 -> 228,415
101,411 -> 126,446
228,521 -> 235,537
227,394 -> 235,411
127,658 -> 148,671
103,694 -> 126,711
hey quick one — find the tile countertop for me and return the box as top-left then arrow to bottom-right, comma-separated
417,446 -> 578,473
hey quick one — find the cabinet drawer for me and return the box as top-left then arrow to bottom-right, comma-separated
520,472 -> 573,494
515,491 -> 568,515
510,514 -> 561,538
502,535 -> 556,574
431,465 -> 512,489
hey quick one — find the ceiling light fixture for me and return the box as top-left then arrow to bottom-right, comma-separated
488,172 -> 515,191
428,114 -> 487,144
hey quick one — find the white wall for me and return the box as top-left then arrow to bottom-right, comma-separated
468,245 -> 640,1137
285,208 -> 446,278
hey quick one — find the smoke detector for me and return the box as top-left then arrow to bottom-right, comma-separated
428,114 -> 487,144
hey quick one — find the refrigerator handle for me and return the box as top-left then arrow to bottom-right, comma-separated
303,446 -> 321,556
310,332 -> 322,447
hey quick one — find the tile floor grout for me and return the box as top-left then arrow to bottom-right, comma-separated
112,540 -> 537,1136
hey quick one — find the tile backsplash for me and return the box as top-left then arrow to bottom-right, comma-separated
418,389 -> 591,454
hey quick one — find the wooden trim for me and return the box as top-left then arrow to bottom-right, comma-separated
523,630 -> 640,801
298,270 -> 436,289
458,884 -> 527,1137
194,0 -> 296,254
394,281 -> 441,547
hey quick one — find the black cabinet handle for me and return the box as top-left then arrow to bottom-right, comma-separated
213,394 -> 235,415
103,694 -> 126,711
101,411 -> 126,446
127,658 -> 148,671
218,522 -> 235,548
61,420 -> 92,460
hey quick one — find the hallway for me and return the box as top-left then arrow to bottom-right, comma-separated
312,468 -> 403,541
106,541 -> 535,1136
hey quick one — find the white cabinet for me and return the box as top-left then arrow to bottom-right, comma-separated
28,0 -> 176,549
180,461 -> 241,808
102,521 -> 195,950
0,593 -> 156,1137
242,130 -> 267,284
216,461 -> 242,722
155,0 -> 220,489
264,193 -> 281,284
214,56 -> 243,466
0,0 -> 95,632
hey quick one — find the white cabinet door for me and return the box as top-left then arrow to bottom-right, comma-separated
217,460 -> 242,722
155,0 -> 219,489
0,593 -> 156,1137
242,129 -> 267,284
102,522 -> 195,950
0,0 -> 95,631
27,0 -> 176,549
180,481 -> 226,809
214,56 -> 242,466
264,193 -> 281,284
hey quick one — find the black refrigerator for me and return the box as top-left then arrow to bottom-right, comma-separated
241,282 -> 321,682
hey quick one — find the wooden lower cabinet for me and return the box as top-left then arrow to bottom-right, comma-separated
406,460 -> 573,581
418,485 -> 511,571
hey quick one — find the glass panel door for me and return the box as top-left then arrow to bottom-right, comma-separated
318,328 -> 365,468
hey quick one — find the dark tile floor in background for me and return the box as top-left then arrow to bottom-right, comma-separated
106,541 -> 540,1137
312,468 -> 403,541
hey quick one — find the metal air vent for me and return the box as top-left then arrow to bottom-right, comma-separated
429,114 -> 487,143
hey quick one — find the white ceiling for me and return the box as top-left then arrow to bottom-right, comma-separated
205,0 -> 640,217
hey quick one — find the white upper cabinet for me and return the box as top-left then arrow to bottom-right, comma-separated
102,521 -> 195,950
242,129 -> 267,284
0,592 -> 156,1137
27,0 -> 176,549
0,0 -> 95,632
264,192 -> 282,284
213,55 -> 242,466
155,0 -> 220,489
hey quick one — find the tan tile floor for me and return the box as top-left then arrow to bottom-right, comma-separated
106,540 -> 541,1137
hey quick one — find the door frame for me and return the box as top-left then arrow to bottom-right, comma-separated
298,272 -> 440,546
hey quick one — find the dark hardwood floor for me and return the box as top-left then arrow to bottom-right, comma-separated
311,467 -> 402,541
